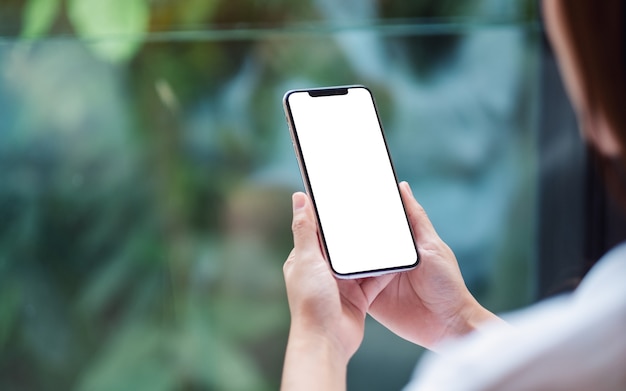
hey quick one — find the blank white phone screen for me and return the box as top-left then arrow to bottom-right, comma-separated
287,87 -> 418,276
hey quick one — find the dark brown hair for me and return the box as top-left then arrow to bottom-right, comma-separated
550,0 -> 626,208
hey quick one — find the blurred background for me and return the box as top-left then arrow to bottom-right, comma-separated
0,0 -> 544,389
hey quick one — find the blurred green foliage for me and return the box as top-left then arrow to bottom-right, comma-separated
20,0 -> 60,38
0,0 -> 538,390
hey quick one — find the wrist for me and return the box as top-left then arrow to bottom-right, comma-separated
288,323 -> 352,366
441,299 -> 506,348
464,302 -> 506,332
281,325 -> 349,391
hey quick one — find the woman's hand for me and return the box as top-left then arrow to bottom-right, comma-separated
365,182 -> 503,350
281,192 -> 371,391
280,182 -> 503,390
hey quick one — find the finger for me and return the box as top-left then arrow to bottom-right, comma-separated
399,181 -> 439,243
291,192 -> 321,256
358,273 -> 396,305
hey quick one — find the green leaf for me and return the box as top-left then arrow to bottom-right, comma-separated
67,0 -> 149,62
21,0 -> 61,38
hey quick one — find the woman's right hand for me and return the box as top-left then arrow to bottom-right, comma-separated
363,182 -> 504,351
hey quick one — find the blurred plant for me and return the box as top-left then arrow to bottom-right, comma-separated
2,15 -> 293,390
21,0 -> 149,62
3,0 -> 538,390
19,0 -> 316,63
20,0 -> 61,38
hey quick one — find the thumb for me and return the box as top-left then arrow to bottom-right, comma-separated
399,181 -> 440,244
291,192 -> 321,255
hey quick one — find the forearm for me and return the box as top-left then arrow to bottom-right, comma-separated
281,327 -> 349,391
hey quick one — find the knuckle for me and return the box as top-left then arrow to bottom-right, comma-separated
291,213 -> 311,233
283,250 -> 296,274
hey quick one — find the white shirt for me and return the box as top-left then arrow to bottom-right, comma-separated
405,242 -> 626,391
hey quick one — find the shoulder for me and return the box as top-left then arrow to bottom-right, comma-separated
405,243 -> 626,391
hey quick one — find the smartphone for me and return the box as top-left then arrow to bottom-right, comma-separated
283,85 -> 419,278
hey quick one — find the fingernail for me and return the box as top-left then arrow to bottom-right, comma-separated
403,181 -> 414,197
292,193 -> 306,211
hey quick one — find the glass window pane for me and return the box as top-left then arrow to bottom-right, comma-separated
0,1 -> 539,389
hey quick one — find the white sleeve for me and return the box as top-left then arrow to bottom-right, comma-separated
404,247 -> 626,391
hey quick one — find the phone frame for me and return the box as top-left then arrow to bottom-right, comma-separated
283,85 -> 419,278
